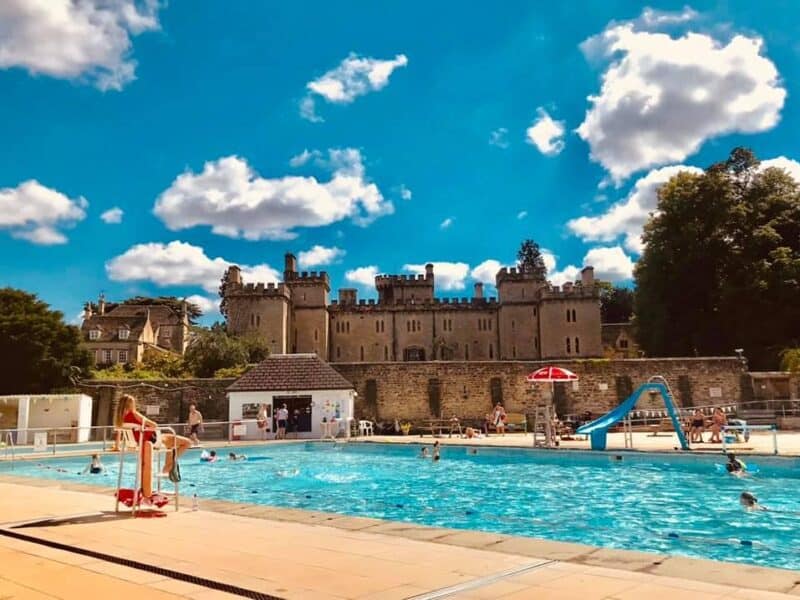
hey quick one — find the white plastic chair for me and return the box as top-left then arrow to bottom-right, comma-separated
358,420 -> 374,436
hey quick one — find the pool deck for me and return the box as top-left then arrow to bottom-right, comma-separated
1,475 -> 799,599
363,430 -> 800,456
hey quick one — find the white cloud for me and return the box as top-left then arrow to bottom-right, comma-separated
298,245 -> 345,267
0,180 -> 87,245
761,156 -> 800,182
584,246 -> 635,281
301,53 -> 407,121
100,207 -> 124,224
106,241 -> 280,294
399,185 -> 412,200
526,108 -> 566,156
567,164 -> 702,254
288,149 -> 321,167
517,210 -> 528,220
185,294 -> 220,316
577,18 -> 786,182
0,0 -> 160,91
153,149 -> 393,240
489,128 -> 509,149
299,96 -> 323,123
540,250 -> 581,286
439,217 -> 453,229
404,262 -> 469,291
638,6 -> 698,27
307,53 -> 407,103
470,260 -> 506,286
345,266 -> 379,287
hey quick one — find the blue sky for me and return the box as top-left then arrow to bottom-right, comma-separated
2,1 -> 800,324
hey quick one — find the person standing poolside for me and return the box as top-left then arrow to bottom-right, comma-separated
709,407 -> 727,443
257,403 -> 269,440
290,408 -> 300,439
492,402 -> 507,436
187,404 -> 203,447
689,409 -> 706,443
276,403 -> 289,440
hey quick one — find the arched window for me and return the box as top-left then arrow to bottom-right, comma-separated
489,344 -> 494,359
566,338 -> 571,353
256,315 -> 261,327
572,309 -> 577,322
512,345 -> 517,358
575,337 -> 580,354
314,329 -> 318,341
566,309 -> 571,322
384,346 -> 389,360
360,346 -> 364,361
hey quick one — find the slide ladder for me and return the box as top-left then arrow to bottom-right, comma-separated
532,403 -> 555,448
576,377 -> 689,451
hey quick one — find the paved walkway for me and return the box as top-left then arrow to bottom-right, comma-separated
0,480 -> 798,599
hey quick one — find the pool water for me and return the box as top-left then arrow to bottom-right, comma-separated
3,442 -> 800,571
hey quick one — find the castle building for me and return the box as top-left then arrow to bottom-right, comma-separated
223,253 -> 602,362
80,296 -> 190,365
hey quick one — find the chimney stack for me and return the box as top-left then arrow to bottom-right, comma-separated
83,303 -> 93,321
473,282 -> 484,299
581,266 -> 594,287
425,263 -> 434,280
284,253 -> 298,279
98,293 -> 106,316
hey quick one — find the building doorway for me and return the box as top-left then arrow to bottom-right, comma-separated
272,395 -> 312,435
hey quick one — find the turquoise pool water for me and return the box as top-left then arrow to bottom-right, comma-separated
3,442 -> 799,571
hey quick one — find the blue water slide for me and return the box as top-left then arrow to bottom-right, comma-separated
576,381 -> 689,451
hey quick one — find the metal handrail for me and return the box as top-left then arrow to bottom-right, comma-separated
3,432 -> 14,469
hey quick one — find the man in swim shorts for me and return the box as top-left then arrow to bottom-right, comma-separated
188,404 -> 203,446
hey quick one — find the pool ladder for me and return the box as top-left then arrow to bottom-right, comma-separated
2,432 -> 14,469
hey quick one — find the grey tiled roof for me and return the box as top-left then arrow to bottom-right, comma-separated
228,354 -> 354,392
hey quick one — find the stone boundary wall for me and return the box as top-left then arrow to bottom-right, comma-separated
74,358 -> 748,429
331,358 -> 747,422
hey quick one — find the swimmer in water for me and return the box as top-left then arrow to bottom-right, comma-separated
420,447 -> 429,458
228,452 -> 247,461
726,453 -> 746,476
432,441 -> 441,462
82,454 -> 105,475
740,491 -> 767,511
200,449 -> 217,462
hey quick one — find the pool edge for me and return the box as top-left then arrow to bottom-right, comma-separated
1,471 -> 797,595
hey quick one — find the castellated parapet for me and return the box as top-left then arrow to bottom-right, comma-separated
224,252 -> 602,362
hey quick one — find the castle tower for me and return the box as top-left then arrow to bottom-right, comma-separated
283,252 -> 330,357
496,267 -> 545,360
375,264 -> 434,304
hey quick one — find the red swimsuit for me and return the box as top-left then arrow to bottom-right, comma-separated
123,410 -> 155,443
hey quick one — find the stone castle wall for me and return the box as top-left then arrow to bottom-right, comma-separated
74,358 -> 747,431
332,358 -> 747,422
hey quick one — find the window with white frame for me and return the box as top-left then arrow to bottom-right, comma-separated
89,329 -> 100,340
103,350 -> 113,363
118,328 -> 129,340
118,350 -> 129,363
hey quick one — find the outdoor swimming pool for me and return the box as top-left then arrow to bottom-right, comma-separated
3,442 -> 799,571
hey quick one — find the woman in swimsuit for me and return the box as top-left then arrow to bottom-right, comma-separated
689,409 -> 706,443
82,454 -> 104,475
114,394 -> 191,499
709,407 -> 727,443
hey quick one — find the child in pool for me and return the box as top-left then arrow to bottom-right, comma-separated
82,454 -> 105,475
228,452 -> 247,461
740,492 -> 767,511
200,449 -> 218,462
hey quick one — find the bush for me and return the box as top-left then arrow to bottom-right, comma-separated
780,349 -> 800,373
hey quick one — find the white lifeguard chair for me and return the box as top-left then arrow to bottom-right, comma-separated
114,423 -> 180,516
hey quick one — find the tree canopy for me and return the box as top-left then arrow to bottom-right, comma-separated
634,148 -> 800,369
517,239 -> 547,281
598,283 -> 635,324
0,288 -> 91,394
183,324 -> 269,378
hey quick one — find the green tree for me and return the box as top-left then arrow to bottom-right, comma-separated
183,324 -> 267,378
516,239 -> 547,281
598,283 -> 635,323
0,288 -> 91,394
219,267 -> 232,319
780,349 -> 800,373
635,148 -> 800,368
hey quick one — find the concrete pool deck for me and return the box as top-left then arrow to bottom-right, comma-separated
0,476 -> 799,599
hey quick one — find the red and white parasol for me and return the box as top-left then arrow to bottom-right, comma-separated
526,366 -> 578,383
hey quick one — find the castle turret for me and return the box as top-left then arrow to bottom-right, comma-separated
226,265 -> 242,286
473,282 -> 484,300
284,253 -> 298,280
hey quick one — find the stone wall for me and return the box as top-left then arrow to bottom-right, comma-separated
75,379 -> 234,433
73,357 -> 748,430
331,358 -> 747,422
